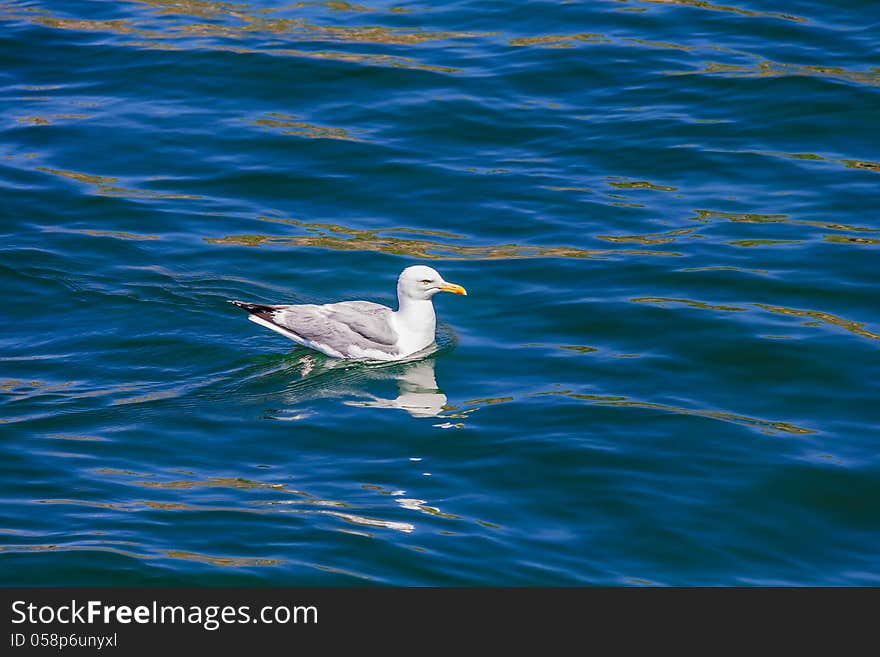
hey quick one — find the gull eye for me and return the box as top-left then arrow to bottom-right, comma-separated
420,279 -> 432,285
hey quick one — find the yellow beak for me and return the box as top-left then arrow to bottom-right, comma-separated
438,282 -> 467,296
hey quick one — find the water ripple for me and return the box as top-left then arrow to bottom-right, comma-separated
2,0 -> 878,586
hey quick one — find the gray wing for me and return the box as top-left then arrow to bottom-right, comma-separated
270,301 -> 398,356
324,302 -> 398,345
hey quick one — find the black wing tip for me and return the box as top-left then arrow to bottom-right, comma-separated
230,300 -> 275,315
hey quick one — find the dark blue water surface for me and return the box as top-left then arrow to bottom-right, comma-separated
1,0 -> 879,585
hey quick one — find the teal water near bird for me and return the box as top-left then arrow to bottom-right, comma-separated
1,0 -> 878,585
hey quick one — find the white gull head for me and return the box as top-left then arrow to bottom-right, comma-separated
396,265 -> 468,302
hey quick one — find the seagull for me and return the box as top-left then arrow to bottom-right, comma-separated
231,265 -> 467,360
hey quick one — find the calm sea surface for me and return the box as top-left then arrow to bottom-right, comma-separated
1,0 -> 878,585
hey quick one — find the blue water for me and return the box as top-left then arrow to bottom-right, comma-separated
1,0 -> 879,586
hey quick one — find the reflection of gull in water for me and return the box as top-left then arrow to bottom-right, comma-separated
343,359 -> 447,418
252,347 -> 452,421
